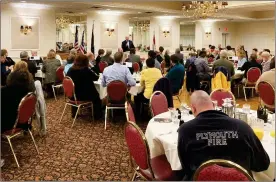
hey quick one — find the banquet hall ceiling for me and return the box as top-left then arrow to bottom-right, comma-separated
1,0 -> 275,22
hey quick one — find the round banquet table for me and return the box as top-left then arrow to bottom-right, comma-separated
145,111 -> 275,181
93,73 -> 143,99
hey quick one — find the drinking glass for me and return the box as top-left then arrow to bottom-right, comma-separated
242,104 -> 251,114
252,118 -> 264,141
212,100 -> 218,110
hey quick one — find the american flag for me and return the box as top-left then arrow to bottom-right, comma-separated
74,25 -> 79,50
80,30 -> 86,54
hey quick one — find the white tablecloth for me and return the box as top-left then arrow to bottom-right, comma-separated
94,74 -> 143,99
145,111 -> 275,181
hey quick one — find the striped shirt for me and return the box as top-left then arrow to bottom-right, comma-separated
261,60 -> 271,72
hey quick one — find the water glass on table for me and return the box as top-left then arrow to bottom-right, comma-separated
242,104 -> 251,114
252,118 -> 264,141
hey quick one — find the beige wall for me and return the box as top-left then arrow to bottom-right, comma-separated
1,3 -> 56,58
150,17 -> 180,52
86,12 -> 129,54
194,20 -> 275,55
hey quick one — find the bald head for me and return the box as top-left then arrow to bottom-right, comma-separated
87,52 -> 95,61
190,91 -> 214,117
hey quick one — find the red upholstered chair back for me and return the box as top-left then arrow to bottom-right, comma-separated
56,66 -> 65,82
210,89 -> 235,107
107,81 -> 127,104
258,81 -> 275,106
125,102 -> 136,123
17,92 -> 37,125
63,76 -> 76,100
194,160 -> 253,181
99,61 -> 108,73
150,91 -> 168,116
133,62 -> 140,72
247,67 -> 261,83
124,122 -> 153,174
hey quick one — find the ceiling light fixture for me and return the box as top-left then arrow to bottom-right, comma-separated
20,1 -> 26,2
182,1 -> 228,19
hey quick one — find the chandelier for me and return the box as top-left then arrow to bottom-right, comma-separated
182,1 -> 228,19
56,16 -> 75,30
134,20 -> 150,32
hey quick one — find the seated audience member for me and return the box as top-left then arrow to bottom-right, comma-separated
186,44 -> 193,51
263,49 -> 271,54
159,46 -> 165,59
237,51 -> 248,68
67,54 -> 102,119
20,51 -> 37,79
252,48 -> 258,55
42,50 -> 61,97
30,50 -> 43,65
185,52 -> 197,69
194,51 -> 211,81
148,50 -> 161,70
256,57 -> 275,92
226,45 -> 235,57
1,61 -> 35,133
64,55 -> 75,75
129,48 -> 141,63
213,50 -> 235,77
164,49 -> 171,68
174,48 -> 184,65
208,45 -> 216,56
118,48 -> 123,53
261,51 -> 272,72
101,49 -> 114,66
1,49 -> 15,67
64,49 -> 77,75
102,52 -> 136,87
166,55 -> 185,94
1,51 -> 12,86
94,49 -> 105,74
240,54 -> 262,82
156,51 -> 163,64
134,58 -> 162,111
87,52 -> 95,67
178,90 -> 270,180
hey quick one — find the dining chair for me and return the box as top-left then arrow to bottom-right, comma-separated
124,121 -> 174,181
243,67 -> 261,101
125,102 -> 136,123
210,88 -> 235,107
99,61 -> 108,73
59,76 -> 94,128
133,62 -> 140,73
1,92 -> 39,167
52,66 -> 65,101
193,159 -> 254,181
150,91 -> 168,117
257,81 -> 275,111
105,80 -> 127,130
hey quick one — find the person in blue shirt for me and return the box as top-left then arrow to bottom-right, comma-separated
166,54 -> 185,94
237,51 -> 247,68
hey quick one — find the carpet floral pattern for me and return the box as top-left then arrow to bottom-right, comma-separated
1,98 -> 146,181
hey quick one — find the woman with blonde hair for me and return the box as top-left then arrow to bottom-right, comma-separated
237,50 -> 248,68
42,49 -> 61,97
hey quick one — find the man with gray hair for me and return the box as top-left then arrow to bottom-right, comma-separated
177,90 -> 270,180
212,50 -> 235,77
21,51 -> 37,78
261,51 -> 271,72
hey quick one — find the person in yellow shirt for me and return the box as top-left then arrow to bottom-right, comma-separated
134,58 -> 162,114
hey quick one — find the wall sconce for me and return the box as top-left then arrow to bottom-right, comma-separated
205,32 -> 211,37
106,28 -> 115,36
163,30 -> 170,37
20,25 -> 32,35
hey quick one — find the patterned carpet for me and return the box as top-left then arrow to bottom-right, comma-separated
1,97 -> 148,181
1,91 -> 259,181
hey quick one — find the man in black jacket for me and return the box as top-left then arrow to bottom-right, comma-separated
178,90 -> 270,180
121,36 -> 135,52
20,51 -> 37,79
